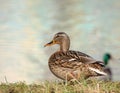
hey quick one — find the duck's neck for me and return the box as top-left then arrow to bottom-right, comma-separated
60,37 -> 70,52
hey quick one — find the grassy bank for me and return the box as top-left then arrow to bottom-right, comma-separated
0,80 -> 120,93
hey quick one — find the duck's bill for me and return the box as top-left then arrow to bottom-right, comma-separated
44,40 -> 55,47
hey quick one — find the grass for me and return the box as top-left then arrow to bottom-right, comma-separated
0,79 -> 120,93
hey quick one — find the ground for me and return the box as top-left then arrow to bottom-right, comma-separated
0,79 -> 120,93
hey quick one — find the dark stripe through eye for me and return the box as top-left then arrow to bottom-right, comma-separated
55,35 -> 59,38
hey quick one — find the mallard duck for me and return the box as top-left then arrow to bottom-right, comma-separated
103,53 -> 112,81
44,32 -> 108,81
103,53 -> 111,66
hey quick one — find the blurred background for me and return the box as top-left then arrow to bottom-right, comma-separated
0,0 -> 120,83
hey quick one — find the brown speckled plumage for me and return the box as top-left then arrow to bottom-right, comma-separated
45,32 -> 107,81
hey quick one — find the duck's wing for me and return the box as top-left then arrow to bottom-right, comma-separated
69,51 -> 104,65
69,50 -> 93,58
51,50 -> 104,67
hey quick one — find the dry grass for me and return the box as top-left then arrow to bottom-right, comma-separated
0,79 -> 120,93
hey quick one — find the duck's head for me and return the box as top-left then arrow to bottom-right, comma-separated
44,32 -> 70,51
103,53 -> 112,66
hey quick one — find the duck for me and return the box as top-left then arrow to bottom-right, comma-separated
103,53 -> 112,81
44,32 -> 108,81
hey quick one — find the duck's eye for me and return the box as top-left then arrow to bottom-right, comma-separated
54,33 -> 65,39
55,34 -> 60,38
